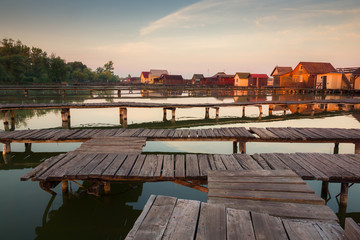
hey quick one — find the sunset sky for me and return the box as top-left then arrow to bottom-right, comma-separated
1,0 -> 359,78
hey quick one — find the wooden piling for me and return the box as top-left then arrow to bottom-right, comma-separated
2,110 -> 9,125
339,182 -> 349,226
334,142 -> 339,154
122,108 -> 128,128
171,108 -> 176,122
321,181 -> 329,200
355,143 -> 360,154
215,107 -> 219,121
233,141 -> 237,153
242,106 -> 245,117
25,143 -> 32,152
62,180 -> 68,194
205,107 -> 209,119
118,90 -> 121,97
238,142 -> 246,153
119,108 -> 124,124
269,105 -> 273,116
90,90 -> 94,97
338,104 -> 343,111
163,108 -> 167,121
296,105 -> 300,114
258,106 -> 263,115
2,142 -> 11,155
104,182 -> 111,195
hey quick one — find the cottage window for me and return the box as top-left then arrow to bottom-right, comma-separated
300,66 -> 303,71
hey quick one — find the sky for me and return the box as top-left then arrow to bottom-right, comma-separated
1,0 -> 360,78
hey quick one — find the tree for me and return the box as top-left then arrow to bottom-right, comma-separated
103,61 -> 114,73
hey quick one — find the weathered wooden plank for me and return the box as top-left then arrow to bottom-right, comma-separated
315,221 -> 346,240
231,127 -> 255,138
130,195 -> 177,240
208,182 -> 314,193
282,219 -> 324,240
274,153 -> 314,179
208,169 -> 298,178
208,197 -> 338,222
63,153 -> 98,178
252,154 -> 272,170
301,153 -> 341,180
227,209 -> 255,240
175,155 -> 185,178
100,154 -> 127,178
251,212 -> 288,240
161,155 -> 174,178
181,129 -> 190,138
220,155 -> 243,170
290,153 -> 329,180
213,154 -> 226,170
76,154 -> 109,177
207,155 -> 217,170
89,154 -> 117,177
234,154 -> 262,170
129,155 -> 146,177
345,218 -> 360,240
189,129 -> 198,138
115,154 -> 139,177
208,176 -> 305,184
125,195 -> 157,240
185,154 -> 200,177
260,153 -> 290,170
162,199 -> 201,240
195,203 -> 226,240
198,154 -> 211,176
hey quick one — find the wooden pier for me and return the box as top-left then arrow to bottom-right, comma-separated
1,98 -> 360,128
125,195 -> 348,240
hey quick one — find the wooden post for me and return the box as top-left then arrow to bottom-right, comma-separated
296,105 -> 300,114
118,90 -> 121,97
90,90 -> 94,98
104,182 -> 111,195
355,143 -> 360,154
163,108 -> 167,121
239,142 -> 246,153
324,104 -> 328,112
2,142 -> 11,155
24,90 -> 28,97
258,105 -> 263,115
269,105 -> 273,116
310,104 -> 315,117
233,141 -> 237,153
2,110 -> 9,125
242,106 -> 245,117
215,108 -> 219,121
339,182 -> 349,226
171,108 -> 176,122
122,108 -> 128,128
205,107 -> 209,119
119,108 -> 124,124
25,143 -> 32,152
334,142 -> 339,154
321,181 -> 329,200
62,180 -> 68,194
338,104 -> 344,111
62,89 -> 66,97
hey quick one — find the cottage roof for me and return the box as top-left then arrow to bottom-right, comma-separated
353,68 -> 360,76
270,67 -> 293,76
235,72 -> 251,79
141,71 -> 149,78
297,62 -> 335,75
159,74 -> 183,80
149,69 -> 168,76
212,72 -> 234,78
192,74 -> 204,79
251,74 -> 269,78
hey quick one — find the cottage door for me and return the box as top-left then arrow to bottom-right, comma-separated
322,76 -> 327,90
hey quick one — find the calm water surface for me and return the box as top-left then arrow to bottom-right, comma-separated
1,92 -> 360,239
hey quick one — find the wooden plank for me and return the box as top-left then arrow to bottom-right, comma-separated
208,197 -> 338,222
125,195 -> 157,240
63,153 -> 98,178
208,182 -> 315,193
310,153 -> 355,179
208,169 -> 299,178
161,155 -> 174,178
213,154 -> 226,170
198,154 -> 211,176
282,219 -> 324,240
251,212 -> 288,240
220,155 -> 243,170
89,154 -> 117,177
260,153 -> 290,170
226,209 -> 255,240
345,218 -> 360,240
252,154 -> 272,170
185,154 -> 200,177
234,154 -> 262,170
273,153 -> 314,179
207,155 -> 217,170
315,221 -> 346,239
208,188 -> 324,205
231,127 -> 255,138
208,176 -> 305,184
195,203 -> 226,240
130,195 -> 177,240
76,154 -> 109,177
175,155 -> 185,178
100,154 -> 127,178
301,153 -> 341,180
115,154 -> 139,177
139,155 -> 160,177
289,153 -> 329,180
189,129 -> 198,138
129,155 -> 146,176
162,199 -> 201,240
154,155 -> 164,177
181,129 -> 190,138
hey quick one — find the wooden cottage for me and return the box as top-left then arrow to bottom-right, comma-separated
316,72 -> 351,90
153,74 -> 184,85
149,69 -> 168,84
140,71 -> 149,84
249,74 -> 268,87
234,72 -> 251,87
292,62 -> 335,88
270,66 -> 293,87
191,74 -> 204,84
127,77 -> 141,84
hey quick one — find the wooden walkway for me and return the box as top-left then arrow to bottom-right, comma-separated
2,127 -> 360,144
22,152 -> 360,183
207,170 -> 337,222
125,195 -> 345,240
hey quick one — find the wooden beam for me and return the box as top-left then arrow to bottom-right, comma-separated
104,181 -> 111,195
172,180 -> 208,193
62,180 -> 68,194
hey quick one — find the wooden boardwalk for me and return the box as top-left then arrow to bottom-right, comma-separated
22,152 -> 360,183
125,195 -> 346,240
207,170 -> 337,222
2,127 -> 360,144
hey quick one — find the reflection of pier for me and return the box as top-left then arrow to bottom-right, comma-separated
1,98 -> 360,129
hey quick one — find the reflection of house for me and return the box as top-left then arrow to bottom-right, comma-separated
292,62 -> 335,88
149,69 -> 168,84
191,74 -> 204,84
234,72 -> 251,87
200,72 -> 234,86
249,74 -> 268,87
153,74 -> 184,85
270,66 -> 293,87
140,71 -> 149,84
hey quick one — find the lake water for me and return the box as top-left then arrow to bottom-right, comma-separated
0,90 -> 359,239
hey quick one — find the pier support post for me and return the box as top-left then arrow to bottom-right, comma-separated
61,108 -> 71,129
2,142 -> 11,155
171,108 -> 176,123
339,182 -> 349,226
324,104 -> 328,112
2,110 -> 10,131
104,182 -> 111,195
62,180 -> 68,194
24,89 -> 29,97
233,141 -> 237,153
119,108 -> 124,124
205,107 -> 210,119
355,142 -> 360,154
163,108 -> 167,121
242,107 -> 245,117
321,181 -> 329,200
258,105 -> 263,115
90,90 -> 94,98
122,108 -> 128,128
215,107 -> 219,121
338,104 -> 344,111
296,105 -> 300,114
25,143 -> 32,153
269,105 -> 273,116
238,142 -> 246,154
334,142 -> 339,154
118,90 -> 121,97
62,89 -> 66,97
310,104 -> 315,117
